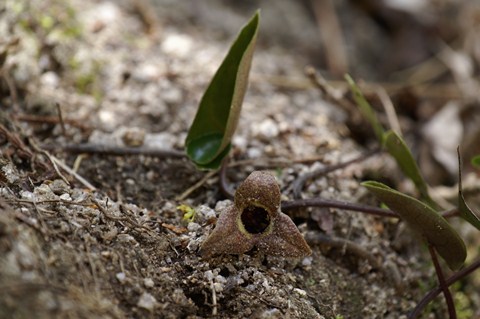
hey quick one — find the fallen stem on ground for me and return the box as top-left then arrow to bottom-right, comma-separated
282,198 -> 398,218
291,148 -> 380,198
43,143 -> 186,158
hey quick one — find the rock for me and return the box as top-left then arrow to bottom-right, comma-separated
252,118 -> 280,141
137,292 -> 157,311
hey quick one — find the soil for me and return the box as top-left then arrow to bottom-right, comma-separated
1,1 -> 479,318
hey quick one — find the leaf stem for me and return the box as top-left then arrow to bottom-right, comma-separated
424,244 -> 457,319
281,198 -> 398,218
291,148 -> 380,198
409,257 -> 480,318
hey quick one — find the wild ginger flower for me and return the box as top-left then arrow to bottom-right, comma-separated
200,171 -> 311,258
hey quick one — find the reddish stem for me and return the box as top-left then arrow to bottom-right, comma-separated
421,244 -> 457,319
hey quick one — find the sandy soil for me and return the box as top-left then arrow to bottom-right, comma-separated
1,0 -> 479,318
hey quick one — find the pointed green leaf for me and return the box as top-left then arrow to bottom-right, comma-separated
345,74 -> 385,143
457,148 -> 480,230
363,181 -> 466,270
472,155 -> 480,169
383,130 -> 438,209
185,11 -> 259,169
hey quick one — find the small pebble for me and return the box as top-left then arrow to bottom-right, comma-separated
294,288 -> 307,297
117,234 -> 136,244
213,282 -> 223,292
301,256 -> 313,267
40,71 -> 59,87
137,292 -> 157,311
122,128 -> 145,147
144,278 -> 155,288
204,270 -> 214,281
187,222 -> 201,232
252,118 -> 279,141
161,33 -> 193,58
247,147 -> 262,158
48,179 -> 70,196
59,193 -> 71,201
116,272 -> 126,283
213,201 -> 231,215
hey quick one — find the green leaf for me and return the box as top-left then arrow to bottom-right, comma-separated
345,74 -> 385,143
185,11 -> 259,169
471,155 -> 480,169
383,130 -> 438,209
177,204 -> 197,222
457,148 -> 480,230
363,181 -> 466,270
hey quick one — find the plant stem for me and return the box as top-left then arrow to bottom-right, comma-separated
218,153 -> 458,220
409,257 -> 480,319
305,231 -> 380,268
292,148 -> 380,198
282,198 -> 398,218
424,244 -> 457,319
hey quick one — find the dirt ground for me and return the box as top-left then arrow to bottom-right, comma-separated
1,0 -> 480,318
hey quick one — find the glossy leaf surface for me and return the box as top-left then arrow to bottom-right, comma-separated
186,11 -> 259,169
363,181 -> 466,270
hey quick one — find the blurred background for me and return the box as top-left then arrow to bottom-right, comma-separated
144,0 -> 480,185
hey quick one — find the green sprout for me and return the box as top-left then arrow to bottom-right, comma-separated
177,204 -> 196,223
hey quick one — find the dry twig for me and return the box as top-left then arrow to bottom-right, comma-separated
56,103 -> 67,136
310,0 -> 348,76
305,231 -> 380,269
43,143 -> 186,158
176,170 -> 218,201
291,149 -> 379,198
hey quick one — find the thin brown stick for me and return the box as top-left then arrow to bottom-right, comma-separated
310,0 -> 348,76
305,66 -> 352,113
129,0 -> 161,36
375,86 -> 402,135
29,138 -> 96,189
90,198 -> 128,222
229,155 -> 326,168
251,73 -> 464,100
42,143 -> 186,158
13,114 -> 90,131
50,156 -> 96,190
7,198 -> 92,207
0,124 -> 34,158
305,231 -> 380,268
2,73 -> 19,110
56,103 -> 67,136
176,170 -> 217,201
291,149 -> 380,198
30,138 -> 70,186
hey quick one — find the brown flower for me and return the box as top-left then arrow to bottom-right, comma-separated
200,171 -> 312,258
